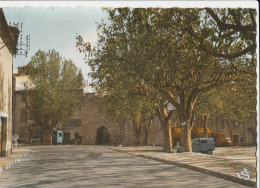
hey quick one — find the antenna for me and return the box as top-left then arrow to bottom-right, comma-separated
10,22 -> 31,58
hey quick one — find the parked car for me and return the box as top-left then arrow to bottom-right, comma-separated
224,137 -> 232,146
210,132 -> 233,146
192,138 -> 215,155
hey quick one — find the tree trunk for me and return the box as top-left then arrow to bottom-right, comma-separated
190,112 -> 195,130
155,104 -> 174,153
133,120 -> 143,146
180,121 -> 192,152
42,128 -> 52,145
143,119 -> 152,146
162,122 -> 173,153
138,121 -> 144,146
202,115 -> 208,138
178,92 -> 195,152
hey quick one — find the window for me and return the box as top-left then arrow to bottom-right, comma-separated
193,140 -> 199,145
201,140 -> 208,143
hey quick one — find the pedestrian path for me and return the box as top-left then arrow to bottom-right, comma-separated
110,146 -> 257,187
0,146 -> 32,174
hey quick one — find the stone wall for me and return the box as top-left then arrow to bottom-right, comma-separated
0,36 -> 13,156
63,93 -> 125,145
13,91 -> 257,146
13,91 -> 34,142
194,117 -> 257,146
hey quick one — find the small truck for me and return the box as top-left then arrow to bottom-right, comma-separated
192,138 -> 215,155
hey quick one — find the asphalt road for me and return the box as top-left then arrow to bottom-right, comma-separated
0,146 -> 251,188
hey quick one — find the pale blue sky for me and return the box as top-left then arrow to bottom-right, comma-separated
3,8 -> 108,89
2,1 -> 258,89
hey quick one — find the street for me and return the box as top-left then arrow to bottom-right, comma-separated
0,146 -> 251,188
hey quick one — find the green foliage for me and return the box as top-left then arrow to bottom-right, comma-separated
218,76 -> 256,120
28,50 -> 84,130
187,8 -> 256,62
76,8 -> 256,151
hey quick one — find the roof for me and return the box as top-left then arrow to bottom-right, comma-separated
0,8 -> 20,55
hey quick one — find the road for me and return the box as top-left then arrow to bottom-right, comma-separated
0,146 -> 250,188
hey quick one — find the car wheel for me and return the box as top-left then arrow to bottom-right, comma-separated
207,149 -> 213,155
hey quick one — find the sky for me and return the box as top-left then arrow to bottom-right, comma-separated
0,1 -> 258,92
2,7 -> 108,91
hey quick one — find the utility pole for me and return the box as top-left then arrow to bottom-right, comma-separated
9,22 -> 31,57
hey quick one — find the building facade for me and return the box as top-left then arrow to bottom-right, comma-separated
13,88 -> 257,147
62,93 -> 126,145
13,65 -> 34,143
0,9 -> 19,157
202,117 -> 257,146
13,65 -> 257,146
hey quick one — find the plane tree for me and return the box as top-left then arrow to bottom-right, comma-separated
93,58 -> 156,146
77,8 -> 253,152
216,74 -> 256,143
27,50 -> 84,144
193,66 -> 256,140
104,88 -> 156,146
188,8 -> 257,140
77,8 -> 176,152
192,88 -> 222,137
185,8 -> 256,64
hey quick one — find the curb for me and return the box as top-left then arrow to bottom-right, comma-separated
0,151 -> 32,174
109,148 -> 256,187
137,154 -> 256,187
109,147 -> 137,156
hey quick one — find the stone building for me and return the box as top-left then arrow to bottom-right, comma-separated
62,93 -> 126,145
12,65 -> 34,143
12,66 -> 257,146
63,96 -> 257,146
200,117 -> 257,146
0,8 -> 19,157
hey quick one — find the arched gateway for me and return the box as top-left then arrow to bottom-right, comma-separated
96,126 -> 109,145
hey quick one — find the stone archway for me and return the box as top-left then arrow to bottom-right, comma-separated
96,126 -> 109,145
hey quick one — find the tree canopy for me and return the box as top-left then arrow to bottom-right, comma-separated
186,8 -> 256,63
77,8 -> 256,152
28,49 -> 84,144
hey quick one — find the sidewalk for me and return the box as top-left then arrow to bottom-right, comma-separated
0,146 -> 32,174
110,146 -> 257,187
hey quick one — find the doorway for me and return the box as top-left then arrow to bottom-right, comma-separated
63,133 -> 71,144
234,135 -> 239,146
0,117 -> 8,157
96,126 -> 109,145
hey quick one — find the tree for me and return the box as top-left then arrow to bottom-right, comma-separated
103,83 -> 156,146
193,89 -> 222,138
185,8 -> 256,59
28,50 -> 84,145
217,75 -> 256,143
77,8 -> 254,152
77,8 -> 176,152
194,68 -> 256,141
